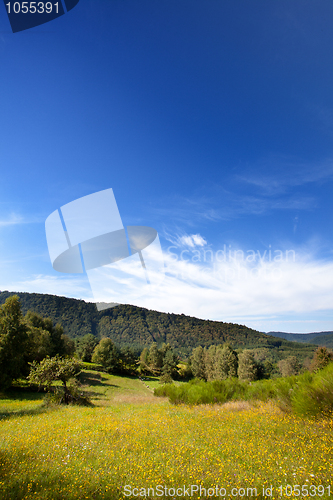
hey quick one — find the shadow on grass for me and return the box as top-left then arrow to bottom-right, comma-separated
0,468 -> 121,500
79,372 -> 119,388
0,384 -> 95,419
0,403 -> 56,421
1,385 -> 45,401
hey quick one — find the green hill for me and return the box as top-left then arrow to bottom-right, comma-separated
0,291 -> 316,360
267,331 -> 333,349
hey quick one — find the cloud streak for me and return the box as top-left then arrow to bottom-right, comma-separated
5,245 -> 333,333
0,213 -> 25,227
1,274 -> 93,301
236,156 -> 333,196
164,231 -> 208,248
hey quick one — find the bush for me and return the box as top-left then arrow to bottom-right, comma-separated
291,363 -> 333,418
43,381 -> 91,406
155,365 -> 333,419
155,378 -> 248,405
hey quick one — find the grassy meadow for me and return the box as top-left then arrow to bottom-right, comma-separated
0,370 -> 332,500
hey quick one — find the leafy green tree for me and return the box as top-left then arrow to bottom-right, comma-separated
160,349 -> 178,383
249,348 -> 274,379
278,356 -> 301,377
118,346 -> 138,374
256,359 -> 274,379
139,347 -> 150,374
148,343 -> 163,375
24,311 -> 66,359
190,346 -> 206,380
62,334 -> 75,356
25,323 -> 53,363
310,346 -> 333,372
238,350 -> 258,381
92,338 -> 119,373
76,334 -> 98,362
28,355 -> 82,404
159,343 -> 172,358
214,344 -> 238,380
50,323 -> 66,357
177,362 -> 192,380
0,295 -> 28,389
204,345 -> 217,381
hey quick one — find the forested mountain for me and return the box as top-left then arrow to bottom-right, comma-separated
0,291 -> 316,359
267,331 -> 333,348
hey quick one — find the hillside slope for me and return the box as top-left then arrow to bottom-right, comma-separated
267,331 -> 333,348
0,291 -> 316,359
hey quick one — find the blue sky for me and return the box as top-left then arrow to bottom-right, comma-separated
1,0 -> 333,333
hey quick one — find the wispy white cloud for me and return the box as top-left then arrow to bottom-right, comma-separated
153,187 -> 315,228
175,233 -> 207,248
0,211 -> 43,227
236,156 -> 333,196
1,274 -> 94,301
147,156 -> 328,226
130,249 -> 333,327
50,242 -> 332,328
0,213 -> 24,227
4,245 -> 333,333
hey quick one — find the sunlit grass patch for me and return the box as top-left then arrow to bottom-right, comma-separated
0,399 -> 332,499
0,371 -> 332,499
79,370 -> 156,405
0,389 -> 45,420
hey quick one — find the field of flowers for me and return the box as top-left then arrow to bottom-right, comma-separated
0,372 -> 332,499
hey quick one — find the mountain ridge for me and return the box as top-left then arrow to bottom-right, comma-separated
267,330 -> 333,348
0,291 -> 316,360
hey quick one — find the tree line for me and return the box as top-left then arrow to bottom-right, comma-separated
0,295 -> 74,390
0,295 -> 179,390
0,291 -> 317,361
1,295 -> 330,395
188,343 -> 332,382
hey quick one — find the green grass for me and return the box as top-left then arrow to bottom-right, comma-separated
0,389 -> 45,420
78,370 -> 156,405
154,366 -> 333,419
0,370 -> 332,499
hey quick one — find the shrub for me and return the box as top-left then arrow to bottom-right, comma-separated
155,366 -> 333,419
291,363 -> 333,418
28,356 -> 84,405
